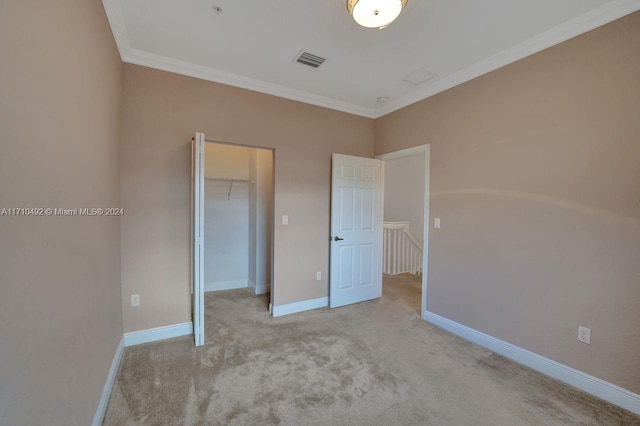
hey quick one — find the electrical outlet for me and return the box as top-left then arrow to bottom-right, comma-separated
131,294 -> 140,307
434,218 -> 441,229
577,326 -> 591,344
316,271 -> 322,281
282,215 -> 289,225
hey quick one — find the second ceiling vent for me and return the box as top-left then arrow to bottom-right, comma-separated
295,51 -> 326,68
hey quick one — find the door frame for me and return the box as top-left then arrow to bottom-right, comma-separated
192,133 -> 277,346
192,132 -> 205,346
375,144 -> 430,316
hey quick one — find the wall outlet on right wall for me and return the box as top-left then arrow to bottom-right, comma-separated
577,326 -> 591,344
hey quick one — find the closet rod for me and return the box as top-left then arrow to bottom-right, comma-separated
205,178 -> 253,200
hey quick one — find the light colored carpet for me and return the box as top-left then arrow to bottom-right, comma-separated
103,274 -> 639,425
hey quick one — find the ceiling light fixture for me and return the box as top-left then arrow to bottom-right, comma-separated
347,0 -> 408,29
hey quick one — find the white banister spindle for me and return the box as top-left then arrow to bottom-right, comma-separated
393,230 -> 397,275
404,234 -> 409,272
399,232 -> 404,274
385,228 -> 389,273
400,233 -> 404,273
392,230 -> 397,274
382,221 -> 423,276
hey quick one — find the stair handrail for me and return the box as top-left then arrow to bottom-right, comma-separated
383,221 -> 423,252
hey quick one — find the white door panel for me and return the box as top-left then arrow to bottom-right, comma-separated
330,154 -> 383,308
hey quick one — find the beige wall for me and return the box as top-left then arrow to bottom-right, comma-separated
0,1 -> 123,424
376,12 -> 640,393
120,64 -> 375,332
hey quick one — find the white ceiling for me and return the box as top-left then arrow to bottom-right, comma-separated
103,0 -> 640,118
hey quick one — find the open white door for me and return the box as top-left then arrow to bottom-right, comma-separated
330,154 -> 384,308
192,132 -> 205,346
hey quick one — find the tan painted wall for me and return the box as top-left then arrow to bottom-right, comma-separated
120,64 -> 375,332
376,12 -> 640,393
0,1 -> 123,424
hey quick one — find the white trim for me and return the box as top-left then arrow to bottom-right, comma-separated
205,279 -> 248,292
376,0 -> 640,117
272,297 -> 328,317
375,145 -> 427,161
383,220 -> 410,229
91,336 -> 125,426
193,133 -> 205,347
101,0 -> 131,60
249,280 -> 269,295
123,48 -> 377,119
124,322 -> 194,347
423,311 -> 640,415
103,0 -> 640,119
376,144 -> 431,318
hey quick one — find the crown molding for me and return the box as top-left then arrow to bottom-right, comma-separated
102,0 -> 131,60
123,48 -> 378,118
102,0 -> 640,120
375,0 -> 640,117
101,0 -> 376,118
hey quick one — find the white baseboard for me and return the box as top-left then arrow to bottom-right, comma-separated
272,296 -> 328,317
93,323 -> 194,423
423,310 -> 640,415
91,336 -> 125,426
249,280 -> 269,295
124,322 -> 193,347
205,279 -> 248,292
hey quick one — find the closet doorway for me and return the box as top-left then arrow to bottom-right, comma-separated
192,133 -> 274,346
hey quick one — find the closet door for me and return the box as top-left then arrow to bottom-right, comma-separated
192,132 -> 205,346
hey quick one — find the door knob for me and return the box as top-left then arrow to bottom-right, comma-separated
334,236 -> 344,241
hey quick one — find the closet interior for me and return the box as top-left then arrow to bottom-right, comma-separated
204,142 -> 273,300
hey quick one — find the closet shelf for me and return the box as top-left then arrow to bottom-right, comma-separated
205,178 -> 254,183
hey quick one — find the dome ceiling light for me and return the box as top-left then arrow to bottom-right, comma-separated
347,0 -> 408,29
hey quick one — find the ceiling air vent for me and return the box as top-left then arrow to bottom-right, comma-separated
295,51 -> 326,69
402,68 -> 436,86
